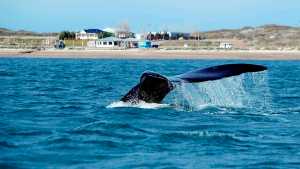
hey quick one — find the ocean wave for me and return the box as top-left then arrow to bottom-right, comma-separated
159,130 -> 244,144
106,101 -> 171,109
0,70 -> 15,77
0,141 -> 18,148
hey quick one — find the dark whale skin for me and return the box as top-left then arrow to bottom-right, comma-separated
121,72 -> 173,103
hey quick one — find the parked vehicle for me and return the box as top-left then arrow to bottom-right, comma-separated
54,40 -> 65,49
138,41 -> 151,48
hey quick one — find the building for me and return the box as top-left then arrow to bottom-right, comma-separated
75,29 -> 103,40
103,27 -> 135,39
115,31 -> 135,39
87,37 -> 139,48
135,33 -> 144,40
219,42 -> 233,49
87,37 -> 122,48
123,38 -> 139,48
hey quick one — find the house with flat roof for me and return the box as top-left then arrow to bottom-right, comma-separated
87,37 -> 122,48
87,37 -> 139,48
76,29 -> 103,40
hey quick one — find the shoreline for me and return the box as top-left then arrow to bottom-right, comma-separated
1,49 -> 300,60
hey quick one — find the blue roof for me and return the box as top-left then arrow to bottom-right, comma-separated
84,29 -> 103,33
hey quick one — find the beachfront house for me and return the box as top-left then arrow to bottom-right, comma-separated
87,37 -> 139,49
88,37 -> 122,48
75,29 -> 103,40
219,42 -> 233,49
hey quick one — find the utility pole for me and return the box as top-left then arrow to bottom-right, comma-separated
198,31 -> 200,49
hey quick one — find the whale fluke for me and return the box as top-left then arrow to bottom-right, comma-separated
171,64 -> 267,83
121,64 -> 267,104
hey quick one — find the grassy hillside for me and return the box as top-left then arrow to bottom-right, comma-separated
201,24 -> 300,50
0,28 -> 58,37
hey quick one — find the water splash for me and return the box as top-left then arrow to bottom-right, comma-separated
167,72 -> 271,111
106,101 -> 171,109
108,72 -> 270,112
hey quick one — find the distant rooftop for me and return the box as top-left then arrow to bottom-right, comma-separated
84,29 -> 103,33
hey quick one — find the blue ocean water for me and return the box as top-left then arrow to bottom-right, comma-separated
0,57 -> 300,169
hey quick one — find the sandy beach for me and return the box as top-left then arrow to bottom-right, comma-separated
1,49 -> 300,60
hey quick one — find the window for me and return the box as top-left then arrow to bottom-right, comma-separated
103,42 -> 107,45
114,42 -> 118,46
109,42 -> 113,45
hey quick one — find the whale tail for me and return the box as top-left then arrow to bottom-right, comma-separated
121,64 -> 267,104
121,72 -> 174,104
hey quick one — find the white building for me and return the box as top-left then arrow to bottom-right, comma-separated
88,37 -> 122,48
87,37 -> 138,48
75,29 -> 103,40
135,33 -> 144,40
219,42 -> 233,49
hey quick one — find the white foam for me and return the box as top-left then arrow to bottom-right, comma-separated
167,72 -> 271,111
106,101 -> 171,109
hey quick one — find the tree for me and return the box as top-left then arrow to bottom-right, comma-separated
59,31 -> 75,40
154,33 -> 162,40
69,32 -> 75,39
178,33 -> 184,39
162,32 -> 170,40
59,31 -> 67,40
98,31 -> 114,39
147,33 -> 155,40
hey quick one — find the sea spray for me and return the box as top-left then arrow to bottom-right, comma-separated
167,72 -> 271,111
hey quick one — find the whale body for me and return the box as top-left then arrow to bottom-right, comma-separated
121,64 -> 267,104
